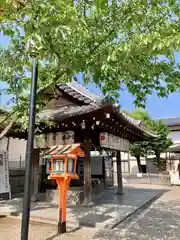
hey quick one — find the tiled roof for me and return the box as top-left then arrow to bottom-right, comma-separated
39,81 -> 157,138
120,112 -> 157,138
39,104 -> 99,121
57,80 -> 103,105
39,103 -> 157,139
121,113 -> 142,126
166,143 -> 180,152
159,117 -> 180,126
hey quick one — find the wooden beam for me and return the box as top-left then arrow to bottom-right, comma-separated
37,107 -> 142,141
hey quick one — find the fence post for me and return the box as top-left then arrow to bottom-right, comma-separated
9,185 -> 11,199
148,173 -> 151,184
20,155 -> 22,169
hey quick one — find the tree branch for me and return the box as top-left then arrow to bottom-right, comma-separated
89,29 -> 114,54
0,118 -> 17,140
0,110 -> 16,126
89,10 -> 129,54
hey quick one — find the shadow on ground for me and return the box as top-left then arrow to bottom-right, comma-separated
45,227 -> 81,240
0,185 -> 169,230
93,198 -> 180,240
67,186 -> 169,228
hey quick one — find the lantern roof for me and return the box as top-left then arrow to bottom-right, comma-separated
41,143 -> 83,158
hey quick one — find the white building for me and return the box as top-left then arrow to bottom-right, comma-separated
0,137 -> 26,169
160,117 -> 180,171
0,110 -> 26,169
161,116 -> 180,143
120,116 -> 180,174
114,152 -> 158,175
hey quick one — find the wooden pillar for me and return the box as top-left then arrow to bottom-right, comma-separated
83,134 -> 92,205
116,150 -> 123,195
102,157 -> 107,188
31,148 -> 40,202
128,152 -> 131,175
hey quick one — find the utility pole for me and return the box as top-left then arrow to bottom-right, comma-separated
21,58 -> 38,240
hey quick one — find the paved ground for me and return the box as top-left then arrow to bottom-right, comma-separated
0,184 -> 171,240
92,186 -> 180,240
0,217 -> 96,240
0,184 -> 165,229
1,185 -> 179,240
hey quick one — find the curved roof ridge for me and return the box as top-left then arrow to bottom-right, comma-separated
58,80 -> 103,105
120,112 -> 157,138
121,112 -> 142,126
158,116 -> 180,126
67,80 -> 103,102
157,116 -> 180,120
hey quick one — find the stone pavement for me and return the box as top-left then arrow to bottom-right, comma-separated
0,184 -> 168,230
92,186 -> 180,240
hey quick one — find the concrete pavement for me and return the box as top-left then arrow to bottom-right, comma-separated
0,184 -> 176,240
93,186 -> 180,240
0,184 -> 167,229
0,217 -> 96,240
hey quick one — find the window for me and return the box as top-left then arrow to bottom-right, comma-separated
67,158 -> 74,174
53,159 -> 64,173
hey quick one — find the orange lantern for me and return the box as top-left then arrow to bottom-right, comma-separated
48,154 -> 78,234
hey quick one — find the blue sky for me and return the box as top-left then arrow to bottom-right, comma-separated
1,33 -> 180,119
83,81 -> 180,119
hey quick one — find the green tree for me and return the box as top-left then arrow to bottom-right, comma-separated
149,120 -> 173,171
123,109 -> 173,172
130,141 -> 151,173
1,1 -> 180,136
123,109 -> 153,172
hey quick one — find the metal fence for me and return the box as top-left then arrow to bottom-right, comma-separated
122,173 -> 171,186
8,160 -> 25,170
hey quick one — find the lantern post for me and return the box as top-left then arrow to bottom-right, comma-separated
48,154 -> 78,233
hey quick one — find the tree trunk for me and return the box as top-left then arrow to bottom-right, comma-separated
0,119 -> 16,141
0,110 -> 17,141
155,151 -> 161,171
136,155 -> 142,173
155,151 -> 164,172
6,137 -> 10,152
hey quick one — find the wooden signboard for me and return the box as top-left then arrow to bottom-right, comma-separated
0,151 -> 10,199
34,131 -> 75,149
99,132 -> 130,152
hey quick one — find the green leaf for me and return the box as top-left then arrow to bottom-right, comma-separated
1,0 -> 180,131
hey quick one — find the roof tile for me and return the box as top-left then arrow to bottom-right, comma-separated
57,80 -> 102,105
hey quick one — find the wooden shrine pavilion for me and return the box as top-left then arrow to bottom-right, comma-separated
33,80 -> 156,205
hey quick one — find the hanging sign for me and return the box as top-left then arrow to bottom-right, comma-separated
34,131 -> 75,149
0,151 -> 10,198
56,132 -> 64,145
99,132 -> 130,151
64,131 -> 75,145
